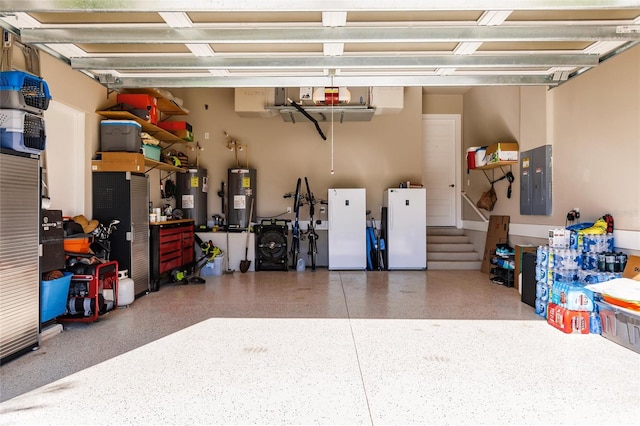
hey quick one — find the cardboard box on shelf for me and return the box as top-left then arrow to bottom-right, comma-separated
173,129 -> 194,142
92,152 -> 146,173
486,142 -> 519,163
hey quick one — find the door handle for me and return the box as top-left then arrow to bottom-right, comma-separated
449,184 -> 455,187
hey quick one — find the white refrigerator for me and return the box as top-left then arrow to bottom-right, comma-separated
328,188 -> 366,270
383,188 -> 427,270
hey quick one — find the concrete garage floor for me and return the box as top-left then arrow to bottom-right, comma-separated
1,269 -> 638,425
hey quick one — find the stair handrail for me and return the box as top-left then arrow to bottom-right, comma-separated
461,191 -> 489,223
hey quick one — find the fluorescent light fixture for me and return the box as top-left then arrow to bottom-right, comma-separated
324,43 -> 344,56
453,42 -> 482,55
186,43 -> 215,57
478,10 -> 512,26
47,43 -> 87,58
322,12 -> 347,27
159,12 -> 193,28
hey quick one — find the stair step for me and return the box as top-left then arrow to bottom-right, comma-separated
428,260 -> 483,270
426,227 -> 465,236
424,228 -> 482,270
428,251 -> 481,261
428,243 -> 475,252
427,235 -> 470,244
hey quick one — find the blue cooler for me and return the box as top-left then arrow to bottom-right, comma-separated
100,120 -> 142,152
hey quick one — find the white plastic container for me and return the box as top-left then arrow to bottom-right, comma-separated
117,269 -> 135,307
202,255 -> 224,276
296,257 -> 306,272
475,147 -> 487,167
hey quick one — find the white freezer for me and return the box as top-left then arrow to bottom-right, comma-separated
328,188 -> 366,270
383,188 -> 427,270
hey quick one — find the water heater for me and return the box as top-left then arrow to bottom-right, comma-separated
176,168 -> 208,227
227,168 -> 256,230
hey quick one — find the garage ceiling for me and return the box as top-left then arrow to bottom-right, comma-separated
1,1 -> 639,91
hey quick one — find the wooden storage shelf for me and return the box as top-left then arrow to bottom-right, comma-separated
475,160 -> 517,170
144,158 -> 186,173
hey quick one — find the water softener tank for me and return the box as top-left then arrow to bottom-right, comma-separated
176,168 -> 208,227
227,168 -> 256,230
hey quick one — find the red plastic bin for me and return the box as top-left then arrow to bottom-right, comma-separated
157,121 -> 192,132
116,93 -> 159,125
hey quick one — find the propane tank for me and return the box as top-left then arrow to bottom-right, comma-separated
117,270 -> 135,307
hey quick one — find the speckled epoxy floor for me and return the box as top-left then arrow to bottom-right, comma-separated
1,270 -> 638,425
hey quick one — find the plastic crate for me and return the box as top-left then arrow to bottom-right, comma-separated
157,121 -> 192,132
100,119 -> 142,152
116,93 -> 158,125
41,272 -> 73,322
0,109 -> 46,154
142,143 -> 161,161
0,70 -> 52,113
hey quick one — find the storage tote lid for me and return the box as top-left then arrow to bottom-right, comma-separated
100,120 -> 142,128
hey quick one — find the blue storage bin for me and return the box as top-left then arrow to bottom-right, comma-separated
142,143 -> 161,161
201,255 -> 223,276
0,70 -> 52,113
0,109 -> 46,154
41,272 -> 73,322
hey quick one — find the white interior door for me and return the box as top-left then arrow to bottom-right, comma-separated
422,115 -> 461,227
43,101 -> 85,216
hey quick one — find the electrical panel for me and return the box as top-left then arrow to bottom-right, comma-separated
520,145 -> 552,215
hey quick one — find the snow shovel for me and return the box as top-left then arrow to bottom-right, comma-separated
239,198 -> 254,273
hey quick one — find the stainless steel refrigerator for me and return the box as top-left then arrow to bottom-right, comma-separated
328,188 -> 366,270
382,188 -> 427,270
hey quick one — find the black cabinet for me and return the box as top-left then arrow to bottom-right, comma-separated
92,172 -> 149,297
521,252 -> 537,307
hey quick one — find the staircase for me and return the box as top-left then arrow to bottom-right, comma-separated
427,227 -> 482,270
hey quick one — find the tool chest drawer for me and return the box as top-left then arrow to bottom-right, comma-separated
149,220 -> 195,290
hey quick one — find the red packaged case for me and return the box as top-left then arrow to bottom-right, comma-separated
157,121 -> 192,132
547,303 -> 590,334
116,93 -> 159,125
